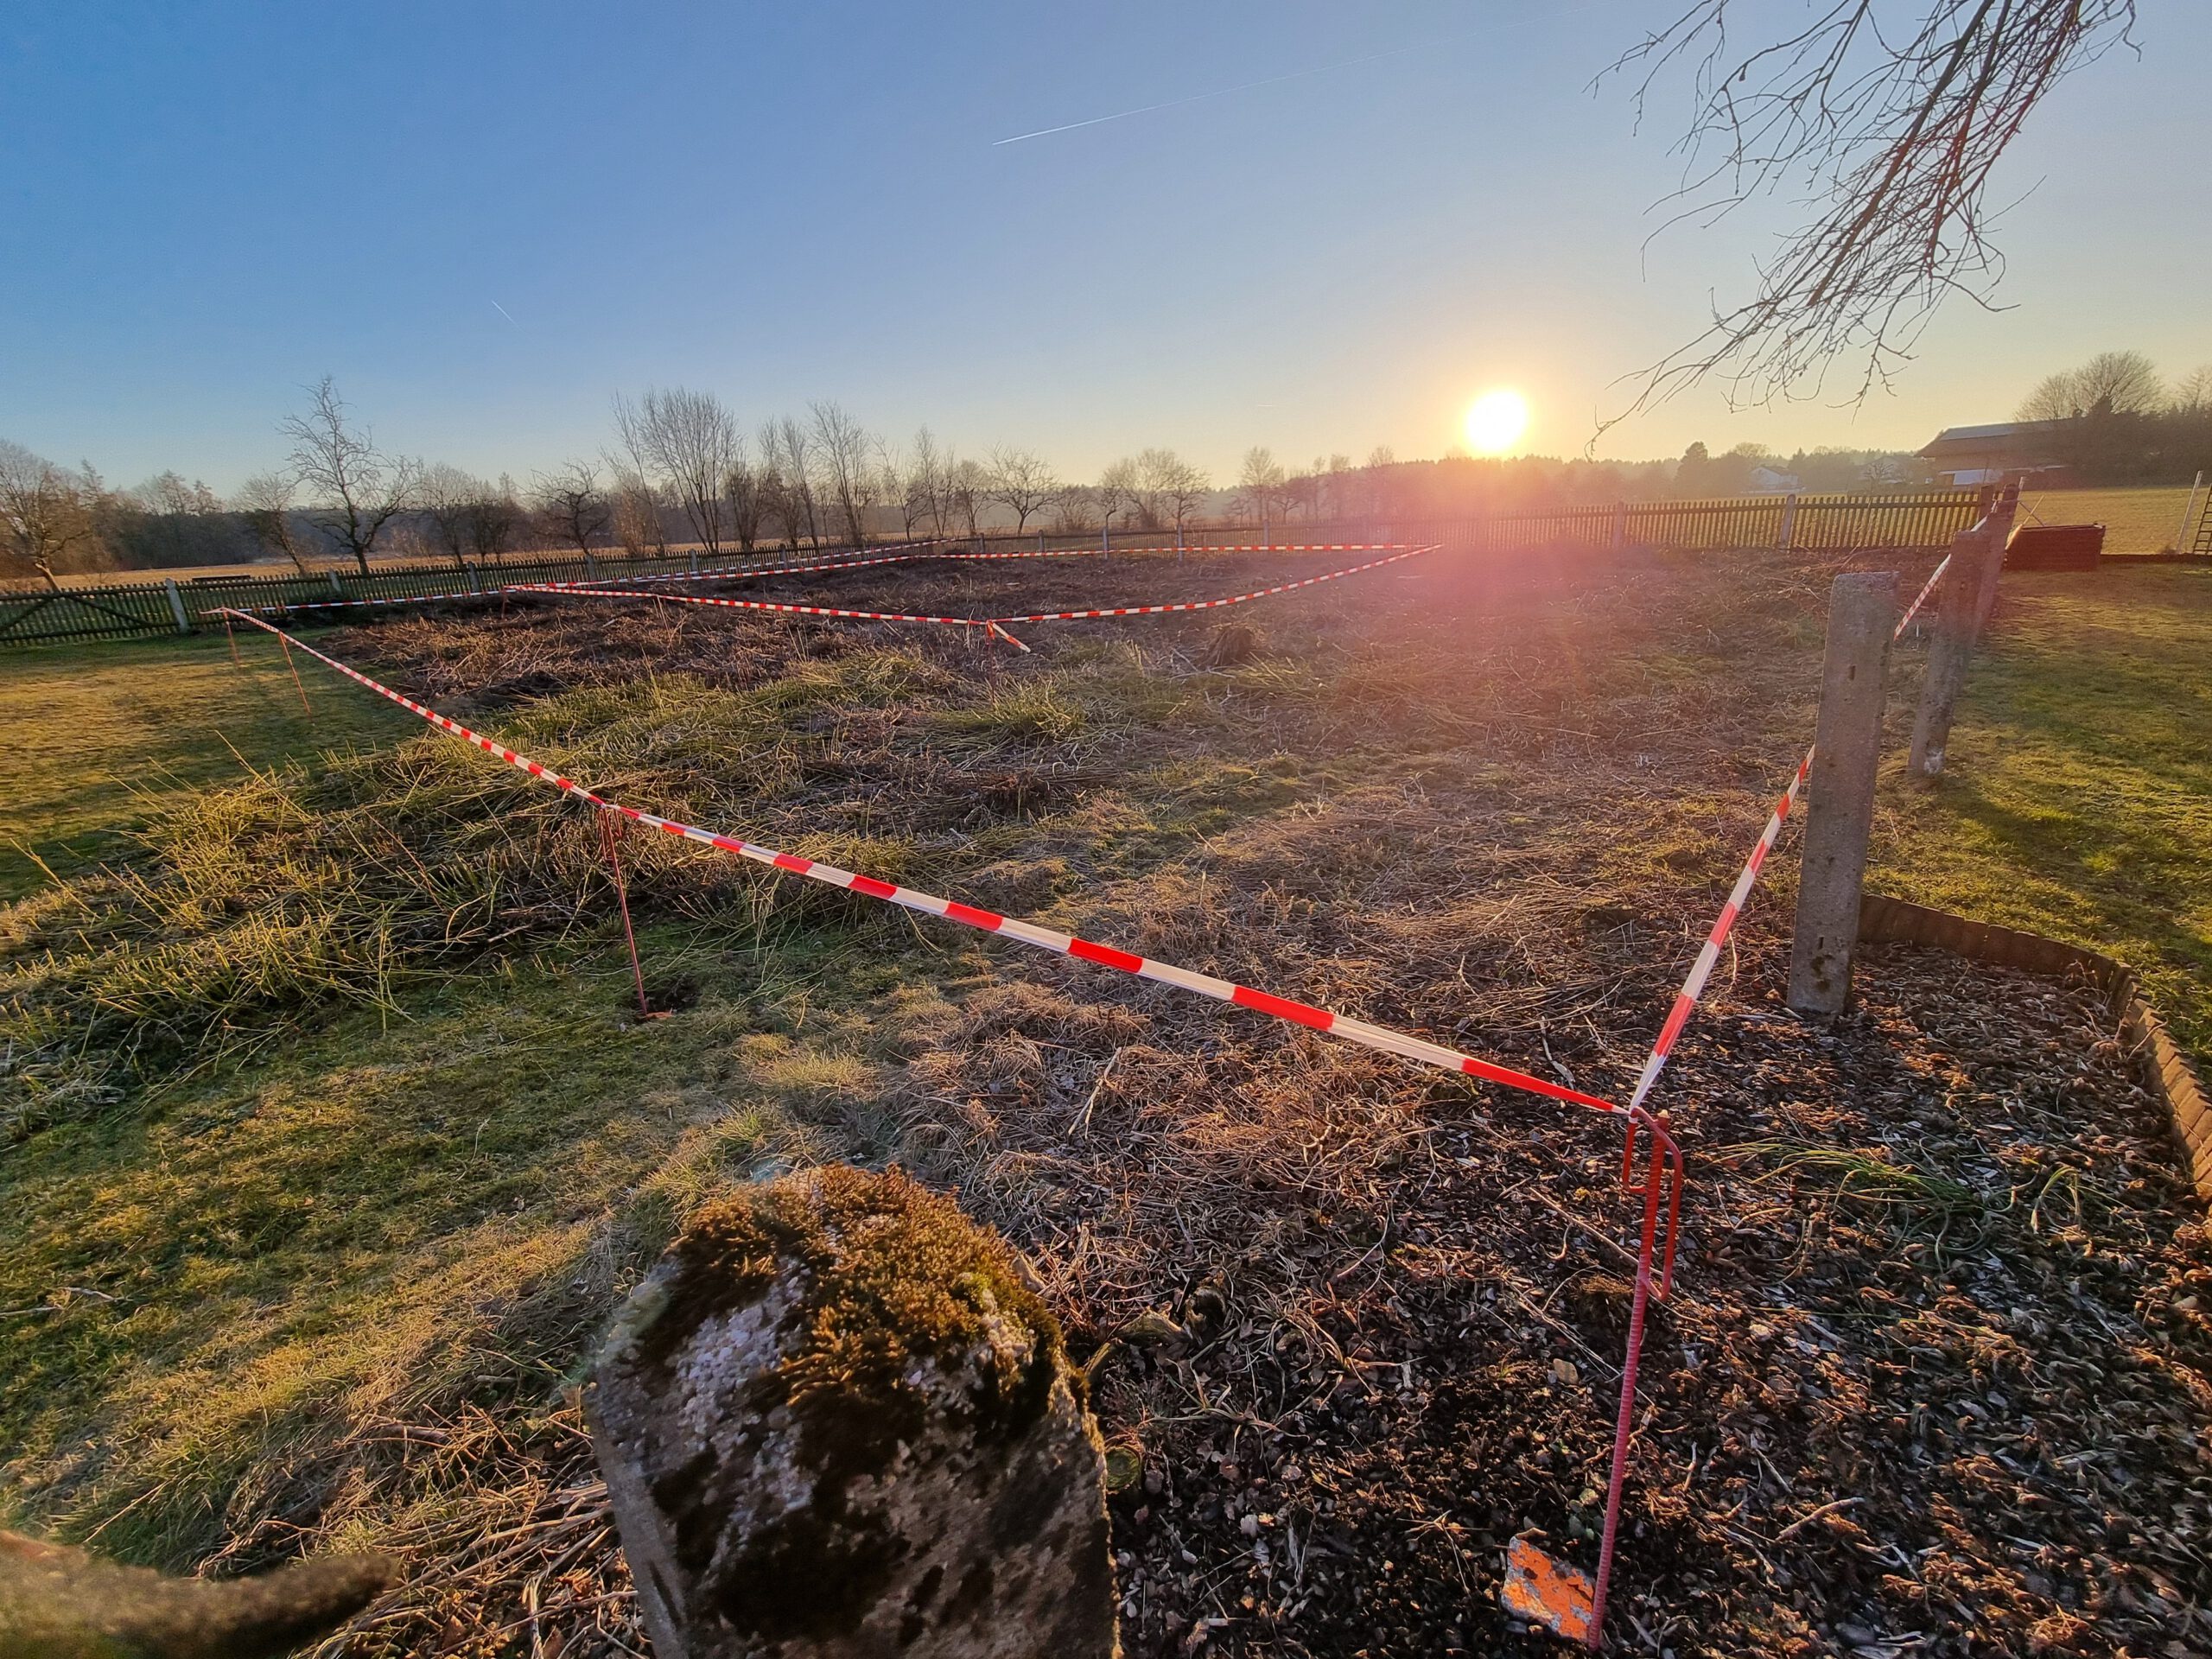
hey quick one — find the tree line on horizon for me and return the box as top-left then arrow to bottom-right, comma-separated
10,354 -> 2202,588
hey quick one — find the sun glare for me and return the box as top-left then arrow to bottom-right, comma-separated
1464,389 -> 1530,455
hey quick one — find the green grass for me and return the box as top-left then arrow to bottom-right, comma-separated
2016,486 -> 2197,554
1873,563 -> 2212,1058
0,633 -> 410,901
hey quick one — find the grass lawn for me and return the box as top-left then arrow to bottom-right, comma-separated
2017,485 -> 2198,553
0,632 -> 413,901
1874,562 -> 2212,1057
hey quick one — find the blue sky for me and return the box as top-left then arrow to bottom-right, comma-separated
3,1 -> 2208,493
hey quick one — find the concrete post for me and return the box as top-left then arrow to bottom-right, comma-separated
1787,572 -> 1897,1014
589,1166 -> 1116,1659
1777,492 -> 1800,550
585,550 -> 599,581
690,549 -> 700,576
327,571 -> 344,597
162,579 -> 191,635
1611,500 -> 1628,551
1908,518 -> 2005,780
1968,483 -> 2020,640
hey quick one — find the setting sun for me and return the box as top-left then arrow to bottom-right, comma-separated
1464,388 -> 1530,455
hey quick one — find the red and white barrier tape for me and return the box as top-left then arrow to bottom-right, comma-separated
984,543 -> 1443,624
544,539 -> 952,592
525,584 -> 1001,632
1089,543 -> 1409,555
215,607 -> 1610,1116
1627,541 -> 1964,1111
217,603 -> 1683,1648
210,541 -> 948,617
1895,549 -> 1954,635
524,544 -> 1441,639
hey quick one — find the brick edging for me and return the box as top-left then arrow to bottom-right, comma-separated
1859,893 -> 2212,1203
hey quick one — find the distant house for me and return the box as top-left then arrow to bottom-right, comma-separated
1916,421 -> 2076,488
1747,465 -> 1801,493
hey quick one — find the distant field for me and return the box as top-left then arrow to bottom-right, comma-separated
2018,485 -> 2199,552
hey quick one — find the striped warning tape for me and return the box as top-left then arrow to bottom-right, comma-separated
984,543 -> 1442,623
545,539 -> 953,592
1626,536 -> 1970,1111
524,543 -> 1442,639
522,584 -> 999,632
216,600 -> 1682,1648
215,605 -> 1621,1118
207,541 -> 947,617
1091,543 -> 1408,555
1895,549 -> 1954,635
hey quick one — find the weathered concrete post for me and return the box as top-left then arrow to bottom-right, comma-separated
1907,512 -> 2007,781
588,1166 -> 1117,1659
162,579 -> 191,635
1610,500 -> 1628,550
1776,492 -> 1800,550
1788,572 -> 1897,1014
1967,482 -> 2020,640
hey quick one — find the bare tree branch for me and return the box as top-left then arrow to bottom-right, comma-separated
1599,0 -> 2137,438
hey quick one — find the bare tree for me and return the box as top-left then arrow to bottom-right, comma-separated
234,471 -> 316,574
809,401 -> 876,548
1150,451 -> 1211,536
535,462 -> 610,558
468,474 -> 524,565
281,378 -> 418,575
947,457 -> 989,541
613,388 -> 743,558
764,417 -> 823,550
417,462 -> 483,563
606,466 -> 666,557
2018,350 -> 2168,421
2175,366 -> 2212,416
903,428 -> 947,537
723,456 -> 765,554
1235,448 -> 1286,536
1097,457 -> 1141,538
985,445 -> 1058,534
0,442 -> 104,589
1601,2 -> 2139,429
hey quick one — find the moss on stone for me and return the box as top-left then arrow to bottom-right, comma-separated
655,1165 -> 1065,1445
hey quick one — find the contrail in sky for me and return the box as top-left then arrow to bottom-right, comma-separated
491,299 -> 519,327
992,38 -> 1435,146
991,8 -> 1580,148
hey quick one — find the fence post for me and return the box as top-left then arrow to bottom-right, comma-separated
327,571 -> 343,597
1777,492 -> 1799,550
1787,572 -> 1897,1015
1968,482 -> 2019,640
1908,497 -> 2013,779
586,550 -> 599,581
162,579 -> 192,635
1610,500 -> 1627,550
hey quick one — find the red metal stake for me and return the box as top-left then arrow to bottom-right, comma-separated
222,610 -> 241,666
1589,1110 -> 1680,1647
600,811 -> 664,1020
277,630 -> 312,715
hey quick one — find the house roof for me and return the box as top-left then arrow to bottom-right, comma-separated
1916,420 -> 2069,462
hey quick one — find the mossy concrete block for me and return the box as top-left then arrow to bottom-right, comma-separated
588,1166 -> 1117,1659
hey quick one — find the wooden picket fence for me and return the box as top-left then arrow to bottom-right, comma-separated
1,490 -> 1984,649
